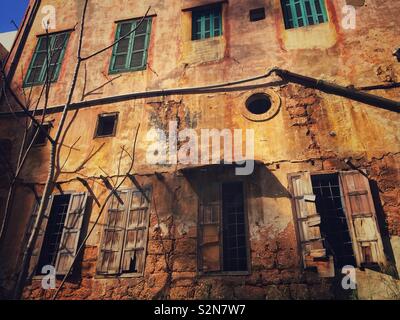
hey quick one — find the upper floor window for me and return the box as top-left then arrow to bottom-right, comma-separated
192,4 -> 222,40
281,0 -> 328,29
110,17 -> 152,74
24,32 -> 70,87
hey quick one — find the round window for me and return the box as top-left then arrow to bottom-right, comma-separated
241,90 -> 281,122
245,93 -> 272,115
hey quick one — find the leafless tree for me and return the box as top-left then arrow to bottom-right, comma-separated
0,28 -> 63,247
0,1 -> 151,299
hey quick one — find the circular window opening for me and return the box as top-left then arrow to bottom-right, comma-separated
245,93 -> 272,115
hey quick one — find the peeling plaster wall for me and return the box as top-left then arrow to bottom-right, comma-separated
0,0 -> 399,299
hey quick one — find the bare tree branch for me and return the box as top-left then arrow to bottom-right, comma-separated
13,0 -> 89,299
52,124 -> 140,300
81,6 -> 151,62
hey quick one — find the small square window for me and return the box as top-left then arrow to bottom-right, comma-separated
32,123 -> 51,146
95,113 -> 118,138
249,8 -> 266,22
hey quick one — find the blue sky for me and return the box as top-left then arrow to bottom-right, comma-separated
0,0 -> 29,33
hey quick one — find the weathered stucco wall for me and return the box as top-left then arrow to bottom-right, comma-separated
0,0 -> 399,299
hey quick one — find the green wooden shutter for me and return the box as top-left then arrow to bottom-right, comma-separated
55,192 -> 88,275
281,0 -> 328,29
110,18 -> 152,73
24,32 -> 70,87
192,5 -> 222,40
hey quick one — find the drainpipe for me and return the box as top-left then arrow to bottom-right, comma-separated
273,69 -> 400,113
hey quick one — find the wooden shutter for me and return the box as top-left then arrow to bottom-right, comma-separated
55,193 -> 88,275
339,171 -> 386,266
110,18 -> 152,73
24,32 -> 70,86
97,191 -> 129,274
289,172 -> 334,277
121,189 -> 151,274
28,196 -> 53,277
199,182 -> 221,273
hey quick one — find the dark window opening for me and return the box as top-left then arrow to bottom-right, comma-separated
246,93 -> 272,115
250,8 -> 266,22
124,252 -> 138,273
37,194 -> 71,273
222,182 -> 247,272
32,123 -> 51,146
311,174 -> 356,270
95,114 -> 117,137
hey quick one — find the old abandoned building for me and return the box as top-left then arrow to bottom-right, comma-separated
0,0 -> 399,300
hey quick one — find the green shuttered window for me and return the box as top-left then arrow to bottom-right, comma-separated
24,32 -> 70,87
192,4 -> 222,40
281,0 -> 328,29
110,17 -> 152,73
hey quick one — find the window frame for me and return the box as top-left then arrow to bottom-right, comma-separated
288,170 -> 387,277
109,17 -> 153,74
281,0 -> 328,30
94,112 -> 119,138
30,191 -> 88,278
23,31 -> 70,87
197,179 -> 251,276
191,4 -> 223,41
249,8 -> 266,22
32,122 -> 52,147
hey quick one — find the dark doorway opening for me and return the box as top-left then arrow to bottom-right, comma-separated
311,174 -> 356,270
37,194 -> 71,273
222,182 -> 248,272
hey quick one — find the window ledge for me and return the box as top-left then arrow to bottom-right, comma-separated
182,0 -> 228,12
198,271 -> 250,277
94,273 -> 144,279
108,66 -> 147,76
